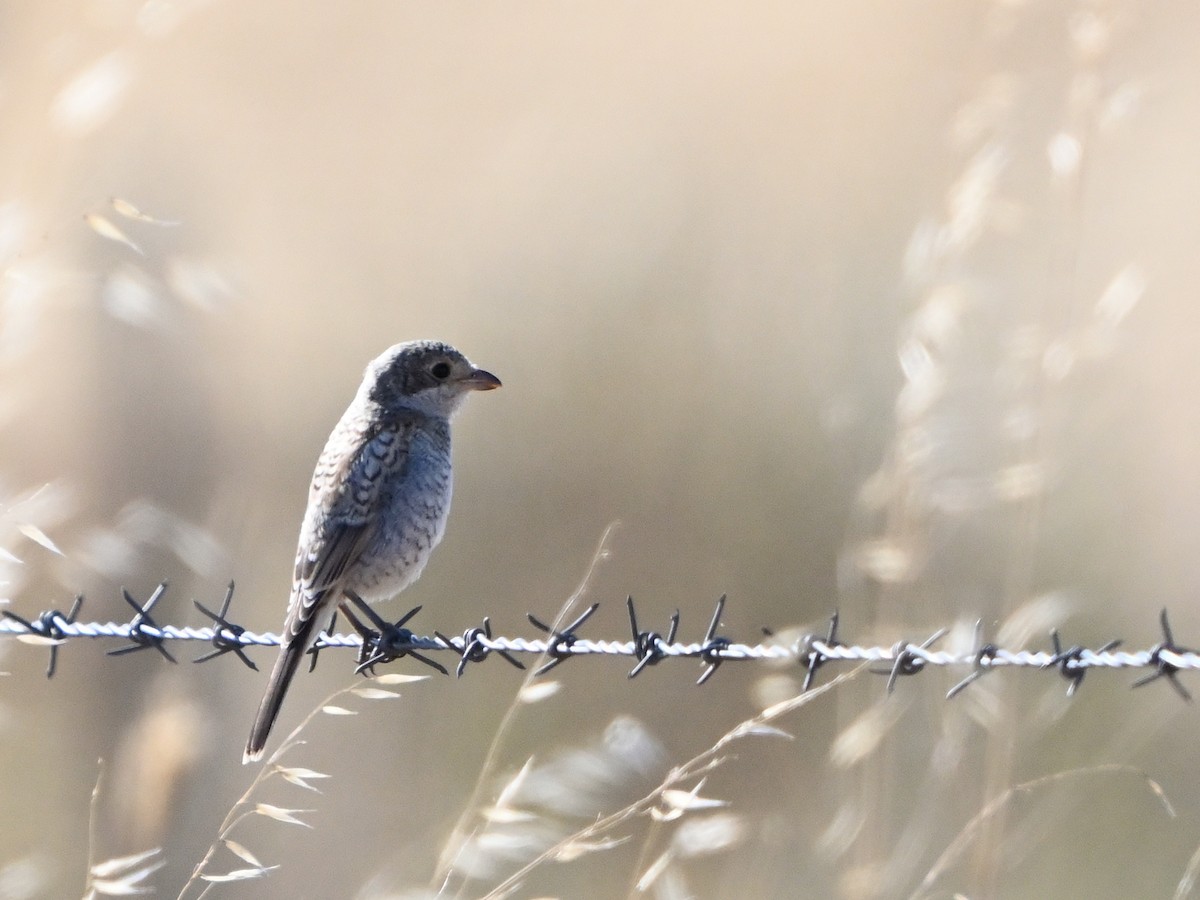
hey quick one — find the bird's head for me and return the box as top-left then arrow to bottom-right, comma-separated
364,340 -> 501,419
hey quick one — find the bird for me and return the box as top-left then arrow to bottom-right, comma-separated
244,340 -> 500,763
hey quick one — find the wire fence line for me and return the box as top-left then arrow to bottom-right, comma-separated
0,582 -> 1195,698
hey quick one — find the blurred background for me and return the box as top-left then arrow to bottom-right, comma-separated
1,0 -> 1199,897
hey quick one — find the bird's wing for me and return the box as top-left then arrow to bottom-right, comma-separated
246,408 -> 427,762
281,412 -> 417,644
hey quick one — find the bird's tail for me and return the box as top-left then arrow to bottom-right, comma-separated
244,635 -> 309,764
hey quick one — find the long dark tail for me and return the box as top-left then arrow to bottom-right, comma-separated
244,635 -> 309,764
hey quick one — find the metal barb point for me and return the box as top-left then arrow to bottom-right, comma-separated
527,602 -> 600,676
946,619 -> 998,700
2,594 -> 84,677
1131,608 -> 1193,701
307,609 -> 340,673
337,594 -> 448,677
627,596 -> 680,679
192,582 -> 258,670
107,583 -> 176,663
1047,629 -> 1084,696
1046,630 -> 1121,697
801,611 -> 841,692
874,628 -> 947,695
696,594 -> 731,686
436,617 -> 526,678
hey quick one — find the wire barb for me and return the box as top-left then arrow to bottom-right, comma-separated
527,603 -> 600,676
1132,608 -> 1193,701
873,628 -> 948,694
192,582 -> 258,670
696,594 -> 731,686
801,611 -> 841,692
1046,629 -> 1121,697
627,596 -> 680,679
106,583 -> 176,664
801,614 -> 840,691
946,619 -> 998,699
1,594 -> 84,678
306,609 -> 341,673
340,592 -> 448,677
435,617 -> 526,678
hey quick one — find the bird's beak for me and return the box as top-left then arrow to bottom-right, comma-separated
462,367 -> 502,391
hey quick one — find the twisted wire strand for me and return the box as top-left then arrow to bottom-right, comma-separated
1,610 -> 1196,672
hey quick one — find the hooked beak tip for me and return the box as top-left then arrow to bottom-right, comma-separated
464,368 -> 501,391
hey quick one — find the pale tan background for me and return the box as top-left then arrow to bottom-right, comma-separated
1,1 -> 1199,898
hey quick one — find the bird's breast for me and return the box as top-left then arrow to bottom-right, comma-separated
345,429 -> 453,600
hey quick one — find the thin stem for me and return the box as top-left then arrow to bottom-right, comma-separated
480,664 -> 861,900
83,758 -> 106,894
433,523 -> 620,896
177,679 -> 370,899
913,764 -> 1174,900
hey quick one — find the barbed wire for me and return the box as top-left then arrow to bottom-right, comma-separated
0,582 -> 1195,699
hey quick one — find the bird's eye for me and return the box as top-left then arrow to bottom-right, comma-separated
431,361 -> 452,380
